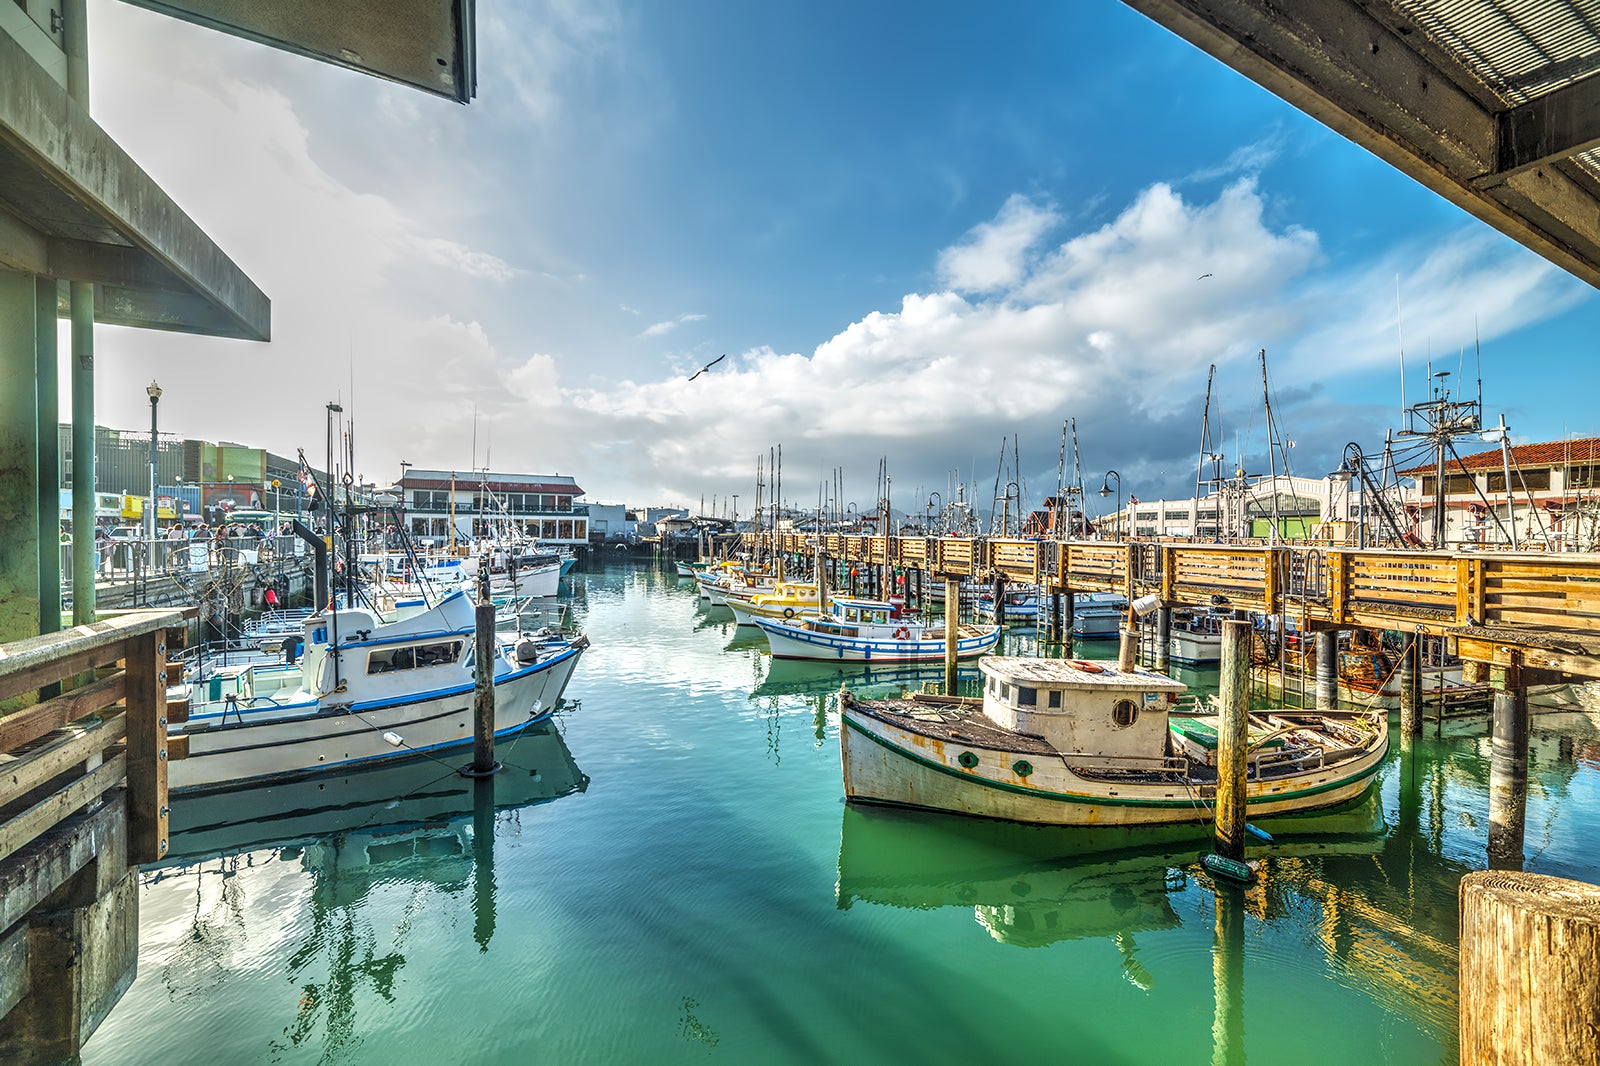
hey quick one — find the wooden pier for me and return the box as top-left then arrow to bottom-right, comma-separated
0,609 -> 189,1063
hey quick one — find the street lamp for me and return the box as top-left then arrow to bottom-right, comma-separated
927,492 -> 941,536
1099,470 -> 1122,542
145,381 -> 162,544
1327,445 -> 1364,549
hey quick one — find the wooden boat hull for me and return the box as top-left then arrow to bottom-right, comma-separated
840,701 -> 1388,827
170,642 -> 585,794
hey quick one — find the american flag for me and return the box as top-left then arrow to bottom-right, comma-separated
1129,495 -> 1140,505
297,450 -> 319,500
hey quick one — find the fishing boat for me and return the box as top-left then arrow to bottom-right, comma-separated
724,581 -> 819,626
975,587 -> 1041,622
168,589 -> 588,794
1168,609 -> 1226,664
1071,592 -> 1128,638
754,596 -> 1000,663
839,656 -> 1387,826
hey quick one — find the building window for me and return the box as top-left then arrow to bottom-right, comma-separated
574,520 -> 587,539
542,520 -> 557,539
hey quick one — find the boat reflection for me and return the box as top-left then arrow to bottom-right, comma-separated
754,657 -> 982,700
835,793 -> 1389,951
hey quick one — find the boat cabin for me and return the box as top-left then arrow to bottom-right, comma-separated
827,597 -> 908,624
976,657 -> 1186,760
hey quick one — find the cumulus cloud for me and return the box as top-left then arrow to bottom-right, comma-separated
936,193 -> 1059,293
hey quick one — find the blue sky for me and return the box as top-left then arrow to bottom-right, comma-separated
80,0 -> 1597,515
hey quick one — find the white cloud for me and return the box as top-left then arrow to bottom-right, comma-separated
936,193 -> 1059,293
639,313 -> 707,338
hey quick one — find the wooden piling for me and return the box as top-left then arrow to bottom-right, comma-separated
1215,620 -> 1252,861
1488,657 -> 1528,871
1155,605 -> 1171,673
1315,629 -> 1337,710
471,590 -> 496,775
1399,635 -> 1421,743
991,572 -> 1006,628
944,577 -> 960,695
1049,592 -> 1062,644
1063,590 -> 1075,638
1459,870 -> 1600,1066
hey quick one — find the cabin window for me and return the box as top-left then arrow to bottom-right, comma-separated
1111,698 -> 1139,728
367,640 -> 462,674
1016,686 -> 1037,707
1048,690 -> 1062,708
1000,682 -> 1010,700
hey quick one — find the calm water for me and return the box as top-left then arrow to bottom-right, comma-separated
82,561 -> 1600,1064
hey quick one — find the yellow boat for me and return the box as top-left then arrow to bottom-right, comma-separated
724,581 -> 820,626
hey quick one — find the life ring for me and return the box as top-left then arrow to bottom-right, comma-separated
784,607 -> 796,619
894,626 -> 910,640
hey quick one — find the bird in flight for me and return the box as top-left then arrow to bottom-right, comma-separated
1197,273 -> 1213,280
688,353 -> 726,381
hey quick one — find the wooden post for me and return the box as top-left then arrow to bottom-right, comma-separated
1459,870 -> 1600,1066
470,582 -> 497,775
943,577 -> 960,695
991,572 -> 1006,628
816,552 -> 829,617
124,629 -> 169,864
1399,636 -> 1421,743
1063,590 -> 1075,639
1488,657 -> 1528,871
1155,605 -> 1171,672
1050,591 -> 1062,644
1315,629 -> 1338,710
1215,620 -> 1251,861
1117,617 -> 1137,673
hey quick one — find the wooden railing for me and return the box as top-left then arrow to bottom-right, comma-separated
745,533 -> 1600,645
1,610 -> 191,873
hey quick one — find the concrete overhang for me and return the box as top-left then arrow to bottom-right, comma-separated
0,28 -> 270,340
1123,0 -> 1600,291
118,0 -> 477,105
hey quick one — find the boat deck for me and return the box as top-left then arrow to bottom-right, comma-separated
841,694 -> 1057,756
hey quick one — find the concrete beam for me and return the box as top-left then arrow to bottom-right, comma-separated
1122,0 -> 1600,291
1498,73 -> 1600,176
0,30 -> 270,339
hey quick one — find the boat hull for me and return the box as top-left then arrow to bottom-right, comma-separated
756,618 -> 999,662
170,643 -> 584,793
840,705 -> 1387,826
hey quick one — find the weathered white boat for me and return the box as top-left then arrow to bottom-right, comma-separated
840,656 -> 1387,826
1071,592 -> 1127,638
1168,609 -> 1225,663
169,590 -> 587,794
754,596 -> 1000,663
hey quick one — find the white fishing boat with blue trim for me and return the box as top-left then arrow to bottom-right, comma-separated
840,656 -> 1387,826
1071,592 -> 1128,638
168,589 -> 587,794
976,588 -> 1041,622
754,596 -> 1000,663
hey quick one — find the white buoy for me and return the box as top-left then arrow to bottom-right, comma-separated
382,731 -> 404,747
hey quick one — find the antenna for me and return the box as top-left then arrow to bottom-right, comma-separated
1396,274 -> 1406,421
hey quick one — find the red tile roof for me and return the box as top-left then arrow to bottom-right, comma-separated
1396,437 -> 1600,477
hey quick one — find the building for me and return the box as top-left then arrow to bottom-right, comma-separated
1398,437 -> 1600,551
397,469 -> 589,546
1090,475 -> 1365,542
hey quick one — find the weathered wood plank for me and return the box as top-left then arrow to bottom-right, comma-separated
124,631 -> 169,865
0,672 -> 127,754
0,610 -> 188,701
0,712 -> 127,809
0,753 -> 126,865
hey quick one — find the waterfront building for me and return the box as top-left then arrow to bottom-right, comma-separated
1089,474 -> 1369,542
396,468 -> 589,545
1398,436 -> 1600,551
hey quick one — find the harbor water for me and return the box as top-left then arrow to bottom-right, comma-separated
81,561 -> 1600,1064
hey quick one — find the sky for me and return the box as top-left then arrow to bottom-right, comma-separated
74,0 -> 1599,519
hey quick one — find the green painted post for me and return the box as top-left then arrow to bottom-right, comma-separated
70,281 -> 96,625
35,277 -> 60,642
0,270 -> 42,648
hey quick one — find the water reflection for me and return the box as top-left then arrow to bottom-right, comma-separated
148,725 -> 587,1055
753,657 -> 983,700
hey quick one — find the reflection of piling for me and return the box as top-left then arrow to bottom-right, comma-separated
1460,871 -> 1600,1065
1215,621 -> 1251,861
1315,630 -> 1337,710
944,578 -> 960,694
1487,657 -> 1529,871
1399,636 -> 1422,745
472,776 -> 496,950
1211,888 -> 1246,1066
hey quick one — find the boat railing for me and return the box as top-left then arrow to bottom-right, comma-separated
1059,751 -> 1191,775
1250,745 -> 1325,777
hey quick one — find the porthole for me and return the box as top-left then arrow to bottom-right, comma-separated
1012,759 -> 1033,778
1111,698 -> 1139,728
957,751 -> 980,769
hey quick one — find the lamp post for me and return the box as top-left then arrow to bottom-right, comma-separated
1099,470 -> 1122,541
145,381 -> 162,544
1328,444 -> 1364,549
927,491 -> 941,537
398,460 -> 412,537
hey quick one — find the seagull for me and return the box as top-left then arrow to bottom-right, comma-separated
687,353 -> 726,381
1197,273 -> 1213,280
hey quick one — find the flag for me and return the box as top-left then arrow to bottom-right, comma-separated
297,451 -> 318,500
1129,495 -> 1140,505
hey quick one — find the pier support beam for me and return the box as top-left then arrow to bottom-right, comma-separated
1155,605 -> 1171,673
1459,871 -> 1600,1065
1215,620 -> 1251,861
991,572 -> 1006,629
1399,636 -> 1422,745
1063,590 -> 1074,639
1488,657 -> 1529,871
34,280 -> 59,648
943,577 -> 959,695
1049,592 -> 1062,644
1315,630 -> 1338,710
0,271 -> 43,651
69,280 -> 97,626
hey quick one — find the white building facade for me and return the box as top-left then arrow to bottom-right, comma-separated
396,469 -> 588,545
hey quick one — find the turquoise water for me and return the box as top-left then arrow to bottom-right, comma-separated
82,561 -> 1600,1064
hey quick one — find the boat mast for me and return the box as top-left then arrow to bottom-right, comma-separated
1195,364 -> 1216,541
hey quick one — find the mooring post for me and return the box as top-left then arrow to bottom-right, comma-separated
1399,635 -> 1421,744
992,572 -> 1007,628
1155,605 -> 1171,673
1487,656 -> 1529,871
944,577 -> 960,694
1459,871 -> 1600,1066
1063,590 -> 1075,641
470,572 -> 497,775
815,551 -> 829,617
1215,620 -> 1252,861
1315,629 -> 1338,710
1049,591 -> 1062,644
